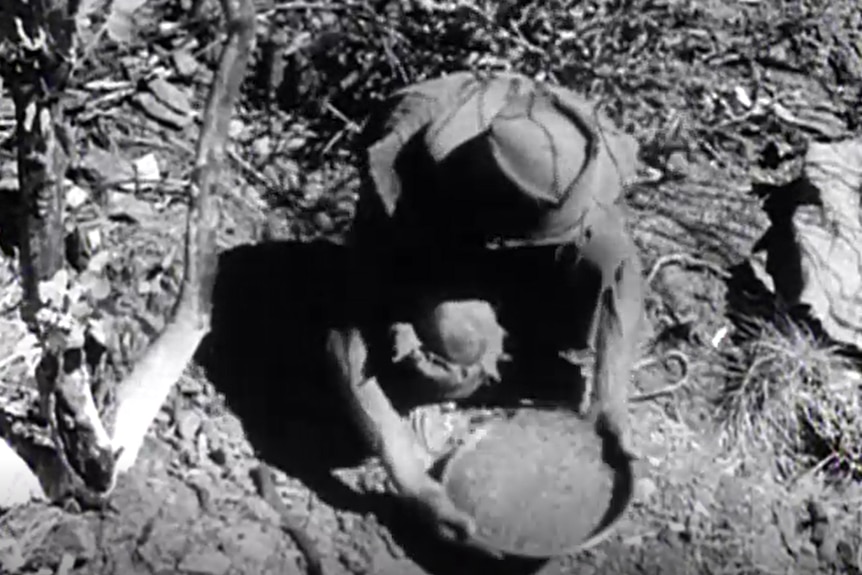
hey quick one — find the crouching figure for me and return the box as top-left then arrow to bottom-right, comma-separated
326,70 -> 644,550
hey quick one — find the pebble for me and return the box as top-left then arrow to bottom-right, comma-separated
178,377 -> 205,396
53,519 -> 96,558
176,411 -> 203,442
667,521 -> 687,534
196,430 -> 210,461
313,212 -> 334,232
0,538 -> 25,573
178,551 -> 231,575
252,135 -> 273,158
30,517 -> 96,568
221,522 -> 277,563
172,49 -> 199,78
636,477 -> 657,501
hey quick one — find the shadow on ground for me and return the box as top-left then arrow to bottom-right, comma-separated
196,239 -> 549,575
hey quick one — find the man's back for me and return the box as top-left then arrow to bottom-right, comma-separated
353,71 -> 638,253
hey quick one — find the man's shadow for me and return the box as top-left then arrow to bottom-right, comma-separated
197,240 -> 546,575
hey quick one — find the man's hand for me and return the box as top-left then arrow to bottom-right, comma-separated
594,408 -> 638,463
327,327 -> 501,557
390,322 -> 496,401
404,475 -> 505,558
405,475 -> 476,540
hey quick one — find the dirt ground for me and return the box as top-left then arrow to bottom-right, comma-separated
2,0 -> 862,573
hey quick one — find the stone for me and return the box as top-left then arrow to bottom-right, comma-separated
29,516 -> 96,569
172,49 -> 200,78
48,519 -> 97,560
177,551 -> 231,575
0,538 -> 25,573
176,410 -> 203,442
636,477 -> 658,502
220,521 -> 279,563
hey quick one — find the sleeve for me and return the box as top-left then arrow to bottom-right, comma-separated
362,76 -> 470,216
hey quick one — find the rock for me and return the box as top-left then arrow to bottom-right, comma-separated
49,519 -> 97,560
178,376 -> 205,396
176,410 -> 203,442
749,136 -> 862,350
147,77 -> 193,116
178,551 -> 231,575
29,517 -> 96,568
229,119 -> 245,140
108,191 -> 157,224
65,181 -> 90,209
0,438 -> 47,511
656,525 -> 686,551
220,522 -> 279,563
81,147 -> 135,189
105,0 -> 149,43
636,477 -> 658,502
172,49 -> 200,78
122,153 -> 161,193
312,211 -> 334,233
752,519 -> 796,573
133,92 -> 193,130
251,135 -> 273,158
0,538 -> 26,573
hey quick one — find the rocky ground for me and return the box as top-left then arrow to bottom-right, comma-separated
2,0 -> 862,573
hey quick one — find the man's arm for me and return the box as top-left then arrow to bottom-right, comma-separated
579,208 -> 644,456
325,327 -> 431,487
325,325 -> 478,542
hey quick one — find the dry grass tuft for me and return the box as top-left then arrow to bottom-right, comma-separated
717,314 -> 862,482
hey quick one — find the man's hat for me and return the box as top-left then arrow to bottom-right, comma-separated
423,74 -> 639,247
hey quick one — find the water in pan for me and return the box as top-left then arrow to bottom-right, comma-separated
442,408 -> 617,557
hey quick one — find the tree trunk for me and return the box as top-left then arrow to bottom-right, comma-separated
0,0 -> 76,324
13,92 -> 68,325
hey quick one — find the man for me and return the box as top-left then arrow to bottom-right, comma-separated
326,70 -> 644,551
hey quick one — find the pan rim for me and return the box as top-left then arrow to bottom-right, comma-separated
439,405 -> 635,559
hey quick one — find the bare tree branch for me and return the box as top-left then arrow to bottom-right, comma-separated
1,0 -> 258,497
0,0 -> 119,500
105,0 -> 257,488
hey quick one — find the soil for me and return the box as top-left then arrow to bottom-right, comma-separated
2,0 -> 862,574
440,409 -> 619,558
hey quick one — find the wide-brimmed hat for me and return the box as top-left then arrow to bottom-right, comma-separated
423,74 -> 638,247
362,72 -> 639,248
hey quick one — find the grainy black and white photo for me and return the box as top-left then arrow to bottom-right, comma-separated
0,0 -> 861,574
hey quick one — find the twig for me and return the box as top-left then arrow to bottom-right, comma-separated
630,376 -> 690,403
631,350 -> 690,402
251,464 -> 325,575
226,147 -> 279,189
323,102 -> 361,133
788,452 -> 836,490
645,253 -> 731,286
269,1 -> 347,13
